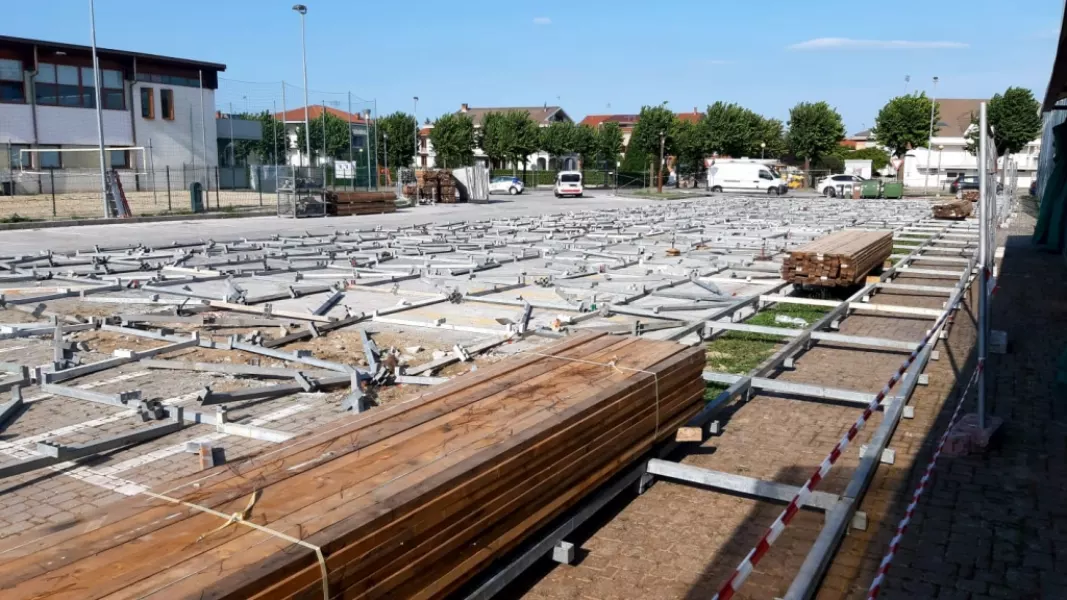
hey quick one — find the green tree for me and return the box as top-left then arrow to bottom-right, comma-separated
595,122 -> 624,169
629,104 -> 676,187
752,117 -> 786,159
964,87 -> 1042,159
296,111 -> 353,162
538,121 -> 576,167
571,125 -> 598,168
787,101 -> 846,174
872,93 -> 939,158
230,111 -> 288,165
848,147 -> 891,173
505,111 -> 540,176
671,118 -> 707,183
376,111 -> 417,171
429,113 -> 475,168
479,111 -> 511,169
703,102 -> 753,158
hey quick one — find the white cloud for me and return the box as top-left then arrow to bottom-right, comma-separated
533,17 -> 551,25
788,37 -> 968,50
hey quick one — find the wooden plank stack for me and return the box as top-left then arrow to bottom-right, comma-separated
0,332 -> 704,600
932,198 -> 973,220
415,170 -> 458,203
326,191 -> 397,217
781,230 -> 893,287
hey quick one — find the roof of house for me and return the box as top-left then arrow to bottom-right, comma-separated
849,129 -> 872,139
457,106 -> 571,126
934,99 -> 984,138
274,106 -> 366,123
0,35 -> 226,71
578,114 -> 640,128
676,109 -> 702,123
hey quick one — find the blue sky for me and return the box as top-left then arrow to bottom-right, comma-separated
3,0 -> 1062,132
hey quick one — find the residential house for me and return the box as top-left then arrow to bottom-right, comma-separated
417,121 -> 435,169
841,129 -> 873,150
0,35 -> 225,195
900,98 -> 1040,189
273,105 -> 370,168
580,108 -> 703,150
456,103 -> 573,170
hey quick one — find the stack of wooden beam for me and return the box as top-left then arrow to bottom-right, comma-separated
781,230 -> 893,287
932,198 -> 973,219
961,190 -> 980,202
326,191 -> 397,216
415,170 -> 458,203
0,332 -> 704,600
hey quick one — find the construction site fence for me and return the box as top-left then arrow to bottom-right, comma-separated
487,170 -> 659,189
0,165 -> 382,222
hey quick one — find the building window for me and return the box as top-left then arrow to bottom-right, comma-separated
160,88 -> 174,120
35,63 -> 124,110
135,72 -> 200,88
0,58 -> 25,103
7,144 -> 29,169
140,87 -> 154,119
37,146 -> 61,169
109,149 -> 129,169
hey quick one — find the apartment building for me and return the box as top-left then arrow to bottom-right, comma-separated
0,35 -> 225,193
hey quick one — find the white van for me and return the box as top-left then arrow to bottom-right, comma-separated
554,171 -> 583,198
707,160 -> 788,195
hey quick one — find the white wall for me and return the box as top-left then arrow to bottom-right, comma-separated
904,136 -> 1040,189
134,82 -> 218,171
0,103 -> 34,144
36,104 -> 133,146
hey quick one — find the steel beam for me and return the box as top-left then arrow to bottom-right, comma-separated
645,459 -> 840,511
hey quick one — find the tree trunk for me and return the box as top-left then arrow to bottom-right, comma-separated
804,157 -> 811,187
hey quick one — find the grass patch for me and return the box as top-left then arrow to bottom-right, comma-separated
704,303 -> 831,375
628,188 -> 695,201
0,213 -> 39,224
704,382 -> 729,403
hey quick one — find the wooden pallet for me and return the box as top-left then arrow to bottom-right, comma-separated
0,332 -> 705,600
932,198 -> 973,220
326,191 -> 397,216
781,230 -> 893,287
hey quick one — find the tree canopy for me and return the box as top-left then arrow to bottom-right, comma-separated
538,121 -> 575,165
479,112 -> 510,168
671,118 -> 706,179
506,111 -> 540,173
595,122 -> 624,168
629,104 -> 676,161
965,87 -> 1042,157
872,93 -> 939,158
295,111 -> 353,161
571,125 -> 598,167
786,101 -> 846,170
376,111 -> 417,170
429,113 -> 475,168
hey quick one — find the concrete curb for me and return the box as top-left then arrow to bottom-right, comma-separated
0,210 -> 273,232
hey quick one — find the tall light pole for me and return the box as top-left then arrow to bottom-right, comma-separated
364,109 -> 373,189
384,133 -> 389,181
760,141 -> 766,160
293,4 -> 311,168
413,96 -> 419,168
904,74 -> 911,94
923,75 -> 939,194
89,0 -> 109,217
657,131 -> 665,194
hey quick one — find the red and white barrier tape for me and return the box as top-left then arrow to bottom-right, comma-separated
712,291 -> 966,600
865,361 -> 981,598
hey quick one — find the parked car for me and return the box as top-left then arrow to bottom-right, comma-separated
951,175 -> 1003,194
554,171 -> 583,198
816,174 -> 865,197
488,176 -> 524,195
707,160 -> 788,195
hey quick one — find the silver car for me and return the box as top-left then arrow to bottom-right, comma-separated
489,176 -> 524,195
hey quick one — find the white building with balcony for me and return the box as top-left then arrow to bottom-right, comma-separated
899,98 -> 1040,191
0,34 -> 225,195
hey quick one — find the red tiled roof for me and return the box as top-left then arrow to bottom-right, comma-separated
579,115 -> 612,127
676,110 -> 702,123
274,105 -> 365,123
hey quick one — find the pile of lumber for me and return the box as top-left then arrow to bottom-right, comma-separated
961,190 -> 980,202
0,332 -> 704,600
415,170 -> 458,203
326,190 -> 397,216
781,229 -> 893,287
932,198 -> 973,219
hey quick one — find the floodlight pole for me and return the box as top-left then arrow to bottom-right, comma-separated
294,5 -> 311,167
89,0 -> 109,218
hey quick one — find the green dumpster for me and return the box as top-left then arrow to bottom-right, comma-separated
860,180 -> 881,199
883,182 -> 903,199
189,182 -> 204,213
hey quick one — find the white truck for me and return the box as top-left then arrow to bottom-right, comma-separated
706,160 -> 788,195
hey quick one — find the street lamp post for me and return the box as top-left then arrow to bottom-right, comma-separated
89,0 -> 109,217
384,133 -> 389,182
615,160 -> 620,195
923,75 -> 939,195
413,96 -> 419,168
293,4 -> 311,169
760,141 -> 766,160
364,109 -> 374,189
